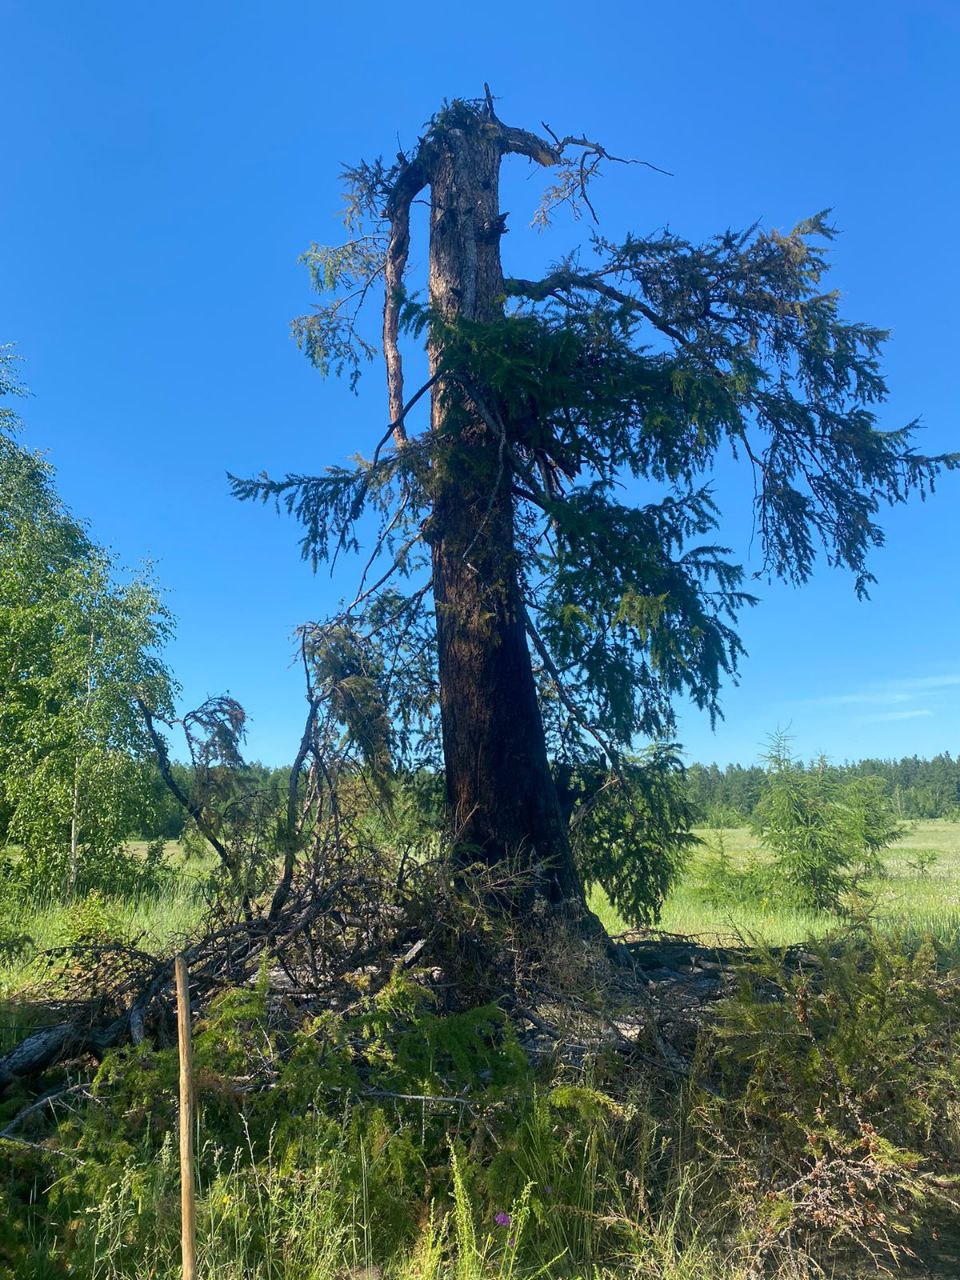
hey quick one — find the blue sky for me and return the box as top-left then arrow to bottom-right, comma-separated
4,0 -> 958,768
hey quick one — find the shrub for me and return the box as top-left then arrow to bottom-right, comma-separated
905,848 -> 939,877
694,826 -> 781,912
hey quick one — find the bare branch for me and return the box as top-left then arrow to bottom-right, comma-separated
498,124 -> 563,167
269,643 -> 320,922
371,372 -> 442,468
383,153 -> 432,439
345,533 -> 423,618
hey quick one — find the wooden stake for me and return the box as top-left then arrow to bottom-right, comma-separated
175,955 -> 198,1280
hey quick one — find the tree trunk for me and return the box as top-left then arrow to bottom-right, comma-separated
426,119 -> 584,909
67,767 -> 80,901
65,630 -> 95,901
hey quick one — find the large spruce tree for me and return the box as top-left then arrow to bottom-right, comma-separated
235,93 -> 954,917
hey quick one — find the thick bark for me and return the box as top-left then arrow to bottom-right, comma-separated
425,119 -> 584,907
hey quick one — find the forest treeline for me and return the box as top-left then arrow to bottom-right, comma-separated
133,750 -> 960,843
686,752 -> 960,823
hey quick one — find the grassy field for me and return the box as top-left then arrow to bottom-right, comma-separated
592,818 -> 960,945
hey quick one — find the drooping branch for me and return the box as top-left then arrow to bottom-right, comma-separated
523,608 -> 622,769
497,124 -> 562,167
292,238 -> 385,383
268,646 -> 320,922
138,699 -> 239,880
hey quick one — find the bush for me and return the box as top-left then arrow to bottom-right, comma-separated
1,833 -> 174,903
695,832 -> 780,912
906,848 -> 939,877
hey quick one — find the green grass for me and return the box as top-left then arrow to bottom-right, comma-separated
0,841 -> 211,1011
591,818 -> 960,945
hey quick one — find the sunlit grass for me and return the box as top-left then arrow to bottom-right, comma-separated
0,841 -> 211,1004
593,818 -> 960,946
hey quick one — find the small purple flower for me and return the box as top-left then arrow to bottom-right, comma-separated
494,1211 -> 512,1228
508,1236 -> 516,1248
544,1185 -> 554,1196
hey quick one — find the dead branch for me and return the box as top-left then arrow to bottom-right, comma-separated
382,153 -> 432,437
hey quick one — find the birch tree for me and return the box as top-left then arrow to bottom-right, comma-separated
0,350 -> 174,897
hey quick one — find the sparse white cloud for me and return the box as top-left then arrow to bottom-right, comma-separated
799,673 -> 960,712
858,708 -> 934,724
896,674 -> 960,692
813,690 -> 911,708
